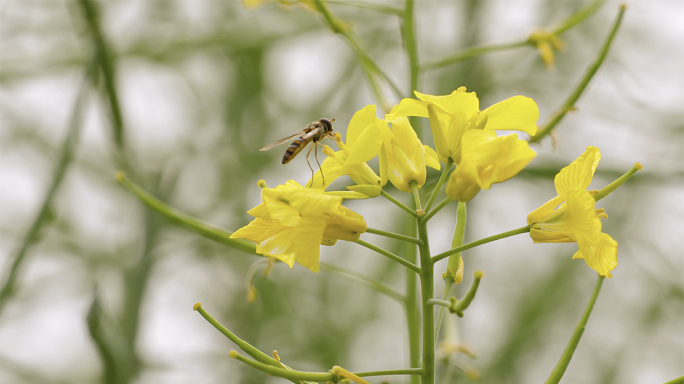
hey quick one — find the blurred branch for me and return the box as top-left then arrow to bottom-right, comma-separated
319,263 -> 405,303
324,0 -> 403,15
421,0 -> 605,71
77,0 -> 127,164
531,4 -> 626,143
115,172 -> 257,254
0,68 -> 90,314
312,0 -> 403,107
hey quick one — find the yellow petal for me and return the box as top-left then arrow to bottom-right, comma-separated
555,146 -> 601,198
291,217 -> 327,272
572,232 -> 617,277
346,104 -> 379,149
391,97 -> 430,118
527,195 -> 565,226
308,156 -> 345,189
427,104 -> 450,162
415,88 -> 479,116
230,217 -> 288,243
347,184 -> 383,197
482,95 -> 539,135
346,121 -> 386,165
424,145 -> 441,170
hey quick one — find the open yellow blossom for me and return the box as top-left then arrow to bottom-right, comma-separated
380,112 -> 440,192
527,147 -> 618,277
392,87 -> 539,164
446,130 -> 536,202
230,180 -> 367,272
309,105 -> 386,196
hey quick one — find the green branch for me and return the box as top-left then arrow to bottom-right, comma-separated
432,225 -> 530,263
532,4 -> 626,142
544,276 -> 605,384
355,239 -> 420,274
115,172 -> 256,254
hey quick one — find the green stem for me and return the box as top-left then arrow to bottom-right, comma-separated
381,190 -> 418,217
424,158 -> 454,212
410,182 -> 422,211
194,303 -> 279,367
0,70 -> 89,313
663,377 -> 684,384
230,352 -> 333,382
356,368 -> 424,377
445,202 -> 467,282
432,225 -> 531,263
355,239 -> 420,273
593,162 -> 642,201
116,172 -> 256,254
319,263 -> 405,303
423,197 -> 450,222
427,299 -> 450,307
450,271 -> 484,316
532,4 -> 626,142
544,275 -> 605,384
366,227 -> 423,245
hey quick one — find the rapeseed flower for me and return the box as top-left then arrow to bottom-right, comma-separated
231,180 -> 366,272
392,87 -> 539,164
527,147 -> 618,277
446,130 -> 536,202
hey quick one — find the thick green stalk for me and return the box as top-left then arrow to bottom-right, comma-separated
411,182 -> 434,384
402,218 -> 421,384
532,4 -> 626,142
417,218 -> 435,384
544,275 -> 605,384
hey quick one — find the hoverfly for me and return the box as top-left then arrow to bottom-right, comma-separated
260,118 -> 336,184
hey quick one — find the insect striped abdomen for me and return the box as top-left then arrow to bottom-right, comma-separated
282,137 -> 309,164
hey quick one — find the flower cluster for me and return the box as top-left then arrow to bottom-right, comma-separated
233,87 -> 625,276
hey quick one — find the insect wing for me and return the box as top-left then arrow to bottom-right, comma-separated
260,131 -> 306,151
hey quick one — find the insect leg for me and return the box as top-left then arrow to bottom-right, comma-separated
314,141 -> 325,185
305,143 -> 315,187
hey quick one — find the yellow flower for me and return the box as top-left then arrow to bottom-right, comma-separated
446,130 -> 536,202
309,105 -> 386,196
391,87 -> 539,164
527,147 -> 618,277
230,180 -> 366,272
528,28 -> 565,69
380,112 -> 440,193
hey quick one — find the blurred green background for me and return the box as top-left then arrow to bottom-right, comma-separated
1,1 -> 682,383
